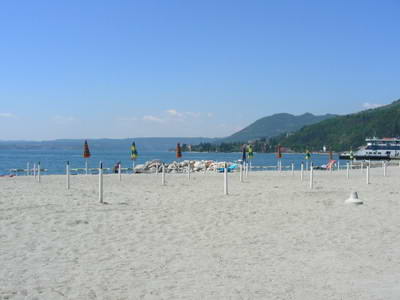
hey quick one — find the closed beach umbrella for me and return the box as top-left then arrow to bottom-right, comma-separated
329,149 -> 333,161
276,145 -> 282,159
130,142 -> 138,160
176,143 -> 182,159
83,140 -> 91,174
130,141 -> 138,172
305,149 -> 311,160
247,144 -> 254,160
83,140 -> 91,158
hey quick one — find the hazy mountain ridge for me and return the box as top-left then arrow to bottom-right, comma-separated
0,137 -> 216,151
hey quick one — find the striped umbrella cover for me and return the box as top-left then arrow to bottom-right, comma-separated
247,144 -> 254,159
131,142 -> 138,160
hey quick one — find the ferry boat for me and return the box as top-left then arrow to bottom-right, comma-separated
339,137 -> 400,160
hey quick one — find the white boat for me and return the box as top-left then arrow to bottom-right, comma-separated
339,137 -> 400,160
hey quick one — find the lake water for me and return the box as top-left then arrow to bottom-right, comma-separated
0,149 -> 345,175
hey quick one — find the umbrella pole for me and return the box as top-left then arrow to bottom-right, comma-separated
224,166 -> 228,195
99,162 -> 103,203
162,164 -> 166,186
66,161 -> 70,190
37,162 -> 41,183
85,159 -> 88,175
301,162 -> 304,181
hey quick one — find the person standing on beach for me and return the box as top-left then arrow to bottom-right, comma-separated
241,144 -> 247,164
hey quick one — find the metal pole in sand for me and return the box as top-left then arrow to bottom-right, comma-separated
337,160 -> 340,171
27,162 -> 30,176
162,164 -> 166,186
366,165 -> 370,184
291,163 -> 294,176
240,163 -> 243,183
118,163 -> 122,181
99,162 -> 103,203
224,166 -> 228,195
383,161 -> 387,177
346,163 -> 349,179
33,163 -> 36,178
361,162 -> 363,172
37,162 -> 41,183
132,161 -> 135,174
300,162 -> 304,181
309,166 -> 313,189
188,163 -> 191,180
66,161 -> 70,190
85,159 -> 88,175
156,163 -> 159,175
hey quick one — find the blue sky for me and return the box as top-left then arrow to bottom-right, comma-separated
0,0 -> 399,140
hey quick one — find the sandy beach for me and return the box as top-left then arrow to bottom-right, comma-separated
1,167 -> 400,299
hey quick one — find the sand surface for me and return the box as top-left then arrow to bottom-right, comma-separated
1,167 -> 400,299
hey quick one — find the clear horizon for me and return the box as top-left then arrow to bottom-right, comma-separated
1,1 -> 399,140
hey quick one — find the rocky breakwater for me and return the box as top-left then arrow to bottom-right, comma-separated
134,160 -> 238,174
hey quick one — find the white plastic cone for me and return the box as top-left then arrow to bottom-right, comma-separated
345,192 -> 363,205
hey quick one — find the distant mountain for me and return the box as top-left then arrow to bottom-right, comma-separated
0,137 -> 216,151
222,113 -> 336,142
276,99 -> 400,151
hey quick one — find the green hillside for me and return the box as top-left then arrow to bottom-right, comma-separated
276,99 -> 400,152
222,113 -> 335,142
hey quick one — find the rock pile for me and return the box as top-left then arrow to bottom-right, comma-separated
134,160 -> 237,173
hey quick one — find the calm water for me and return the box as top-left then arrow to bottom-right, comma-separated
0,149 -> 344,175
